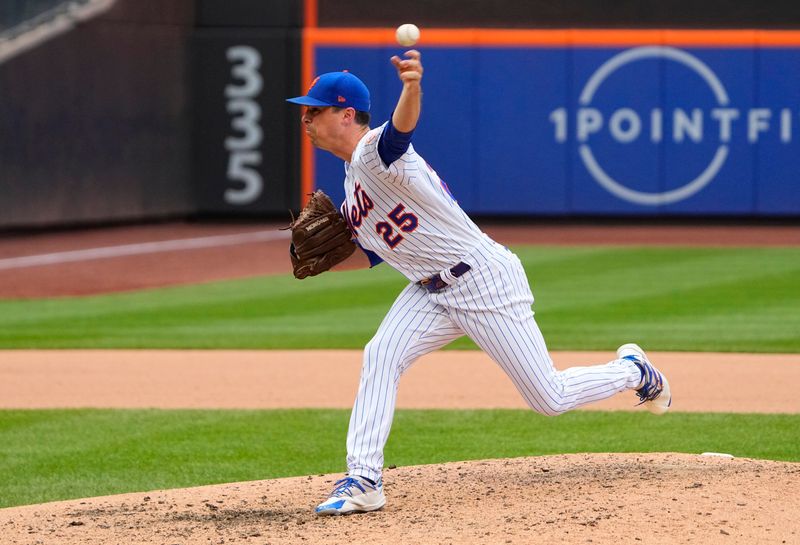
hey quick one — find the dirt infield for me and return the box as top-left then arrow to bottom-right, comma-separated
2,454 -> 798,545
1,222 -> 798,543
1,348 -> 799,544
2,349 -> 799,413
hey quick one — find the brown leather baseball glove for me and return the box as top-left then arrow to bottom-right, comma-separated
288,190 -> 356,279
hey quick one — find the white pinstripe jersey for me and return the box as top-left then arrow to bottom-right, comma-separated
342,123 -> 487,282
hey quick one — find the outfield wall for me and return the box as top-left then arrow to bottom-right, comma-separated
1,0 -> 799,229
0,0 -> 196,228
311,36 -> 800,216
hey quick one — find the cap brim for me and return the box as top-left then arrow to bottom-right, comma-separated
286,96 -> 332,107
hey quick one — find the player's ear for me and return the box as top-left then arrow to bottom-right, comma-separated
342,107 -> 356,124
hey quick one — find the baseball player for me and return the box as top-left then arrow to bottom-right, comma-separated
286,50 -> 671,516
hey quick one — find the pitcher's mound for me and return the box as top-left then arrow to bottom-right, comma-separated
2,453 -> 798,545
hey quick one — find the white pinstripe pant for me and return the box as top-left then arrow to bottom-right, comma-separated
346,239 -> 641,483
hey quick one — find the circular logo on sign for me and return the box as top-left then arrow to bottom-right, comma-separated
579,46 -> 729,206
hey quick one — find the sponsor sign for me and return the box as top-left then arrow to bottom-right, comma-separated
314,43 -> 800,215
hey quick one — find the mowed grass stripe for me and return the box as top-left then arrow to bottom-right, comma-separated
0,409 -> 798,508
0,246 -> 798,351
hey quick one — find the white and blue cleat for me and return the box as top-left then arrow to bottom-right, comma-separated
315,475 -> 386,516
618,343 -> 672,415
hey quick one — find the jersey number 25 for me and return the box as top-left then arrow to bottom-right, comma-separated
376,204 -> 419,249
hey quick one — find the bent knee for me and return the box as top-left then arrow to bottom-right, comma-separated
522,392 -> 571,416
532,403 -> 568,417
363,337 -> 414,373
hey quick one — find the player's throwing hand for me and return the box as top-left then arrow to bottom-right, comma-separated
391,50 -> 423,84
390,50 -> 423,132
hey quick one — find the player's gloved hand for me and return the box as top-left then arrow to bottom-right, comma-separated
286,190 -> 356,279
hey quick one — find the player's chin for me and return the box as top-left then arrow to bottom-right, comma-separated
308,134 -> 328,150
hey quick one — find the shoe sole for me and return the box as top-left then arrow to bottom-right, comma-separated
617,343 -> 672,415
649,375 -> 671,415
315,496 -> 386,516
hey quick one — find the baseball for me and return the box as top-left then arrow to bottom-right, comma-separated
395,23 -> 420,47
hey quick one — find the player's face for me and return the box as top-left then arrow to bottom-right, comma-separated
302,106 -> 347,150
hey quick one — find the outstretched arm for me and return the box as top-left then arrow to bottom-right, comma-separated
330,247 -> 372,271
390,50 -> 423,132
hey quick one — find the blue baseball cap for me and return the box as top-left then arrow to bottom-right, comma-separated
286,71 -> 370,112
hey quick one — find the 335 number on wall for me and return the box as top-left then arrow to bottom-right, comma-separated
224,46 -> 263,205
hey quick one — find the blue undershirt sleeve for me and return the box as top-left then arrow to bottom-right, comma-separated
356,240 -> 384,267
377,118 -> 414,167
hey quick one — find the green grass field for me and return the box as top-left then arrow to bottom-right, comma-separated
2,245 -> 798,508
1,409 -> 798,509
1,246 -> 799,351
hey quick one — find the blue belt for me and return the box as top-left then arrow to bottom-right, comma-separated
419,262 -> 471,293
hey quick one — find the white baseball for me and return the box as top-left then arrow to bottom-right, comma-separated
395,23 -> 420,47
